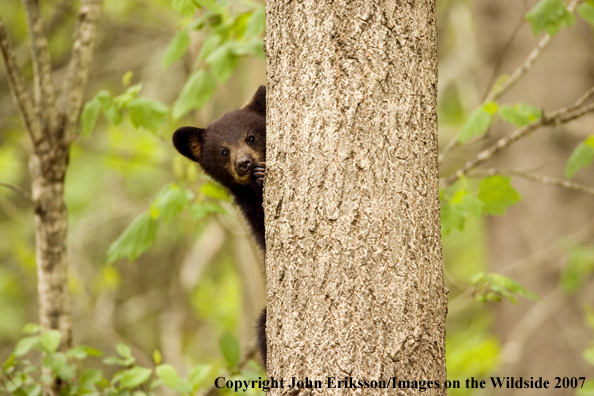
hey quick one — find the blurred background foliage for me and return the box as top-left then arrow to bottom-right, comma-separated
0,0 -> 593,395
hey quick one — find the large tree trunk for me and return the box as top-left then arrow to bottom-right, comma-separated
265,0 -> 447,392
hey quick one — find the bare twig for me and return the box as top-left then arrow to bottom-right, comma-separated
22,0 -> 59,132
0,17 -> 43,146
59,0 -> 103,138
486,0 -> 582,103
473,168 -> 594,196
439,0 -> 583,165
442,90 -> 594,187
0,181 -> 31,202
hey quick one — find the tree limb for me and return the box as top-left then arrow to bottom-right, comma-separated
443,90 -> 594,187
0,181 -> 32,202
473,168 -> 594,196
22,0 -> 59,133
439,0 -> 583,164
0,17 -> 43,145
485,0 -> 583,103
59,0 -> 103,138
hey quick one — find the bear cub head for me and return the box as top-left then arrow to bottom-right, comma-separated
172,85 -> 266,188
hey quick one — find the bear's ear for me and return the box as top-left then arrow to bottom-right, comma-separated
172,126 -> 205,162
241,85 -> 266,116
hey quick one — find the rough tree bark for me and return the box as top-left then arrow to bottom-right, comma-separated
265,0 -> 447,393
0,1 -> 103,394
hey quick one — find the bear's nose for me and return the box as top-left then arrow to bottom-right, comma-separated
236,158 -> 252,175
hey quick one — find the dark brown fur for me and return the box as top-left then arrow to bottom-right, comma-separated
172,86 -> 268,366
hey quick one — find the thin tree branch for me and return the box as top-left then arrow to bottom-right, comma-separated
22,0 -> 59,133
0,181 -> 32,202
473,168 -> 594,196
442,90 -> 594,187
486,0 -> 583,103
0,17 -> 43,145
439,0 -> 583,165
59,0 -> 103,138
480,0 -> 529,103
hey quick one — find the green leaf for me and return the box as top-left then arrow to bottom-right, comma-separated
173,69 -> 217,119
499,103 -> 541,127
155,364 -> 179,389
195,0 -> 225,14
565,136 -> 594,179
103,102 -> 123,125
458,107 -> 493,144
205,44 -> 239,82
128,97 -> 169,133
150,184 -> 192,222
119,366 -> 152,389
560,246 -> 594,294
107,214 -> 159,264
244,5 -> 266,38
220,331 -> 240,367
81,97 -> 102,136
67,345 -> 102,360
472,272 -> 540,304
172,0 -> 196,17
22,323 -> 41,335
200,181 -> 230,201
578,2 -> 594,25
198,34 -> 222,62
441,189 -> 484,235
42,352 -> 67,374
153,349 -> 162,365
80,369 -> 103,388
3,353 -> 16,371
117,343 -> 133,359
39,330 -> 61,353
155,364 -> 192,392
188,364 -> 211,390
190,202 -> 227,221
526,0 -> 576,36
163,31 -> 190,69
477,176 -> 521,215
15,336 -> 40,357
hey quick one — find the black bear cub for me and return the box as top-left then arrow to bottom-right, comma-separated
172,85 -> 268,366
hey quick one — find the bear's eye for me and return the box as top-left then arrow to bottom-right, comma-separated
247,135 -> 256,144
221,148 -> 229,157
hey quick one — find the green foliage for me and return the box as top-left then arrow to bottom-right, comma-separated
565,136 -> 594,179
477,176 -> 521,215
441,187 -> 484,235
457,102 -> 498,144
81,78 -> 169,136
107,213 -> 159,264
163,31 -> 191,69
220,331 -> 240,367
446,334 -> 500,379
499,103 -> 541,127
169,0 -> 265,118
1,325 -> 258,396
441,176 -> 520,235
150,184 -> 193,222
560,245 -> 594,294
173,69 -> 217,119
578,0 -> 594,26
526,0 -> 576,36
106,182 -> 228,263
471,272 -> 540,304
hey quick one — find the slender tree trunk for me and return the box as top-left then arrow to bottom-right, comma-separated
264,0 -> 446,393
0,1 -> 103,394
